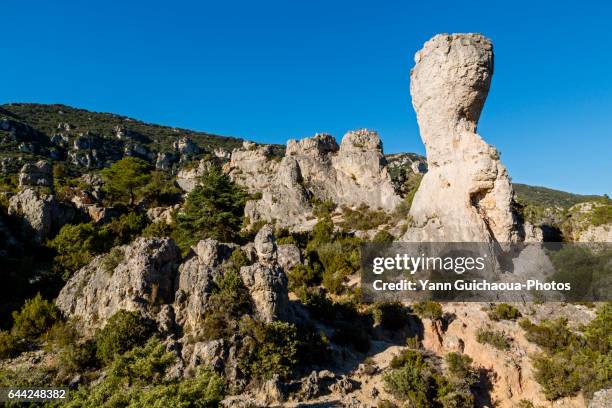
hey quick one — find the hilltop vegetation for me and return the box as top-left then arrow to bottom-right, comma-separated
513,183 -> 606,209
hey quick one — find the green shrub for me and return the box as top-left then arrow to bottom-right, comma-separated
372,230 -> 395,243
475,328 -> 511,350
445,352 -> 477,385
583,303 -> 611,354
174,167 -> 246,250
102,211 -> 149,246
95,310 -> 156,365
312,199 -> 336,218
67,337 -> 225,407
488,303 -> 522,321
288,264 -> 320,292
373,302 -> 409,330
299,290 -> 371,352
142,220 -> 175,238
384,350 -> 434,405
201,268 -> 252,340
11,294 -> 59,340
100,247 -> 125,274
48,222 -> 105,279
385,350 -> 475,407
518,318 -> 578,353
339,204 -> 390,231
0,331 -> 20,359
140,170 -> 182,207
591,203 -> 612,226
412,301 -> 443,321
238,317 -> 299,382
520,304 -> 612,401
49,212 -> 148,280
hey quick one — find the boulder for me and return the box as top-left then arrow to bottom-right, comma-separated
8,188 -> 75,244
590,389 -> 612,408
277,244 -> 302,271
56,237 -> 181,333
403,33 -> 523,243
18,161 -> 53,189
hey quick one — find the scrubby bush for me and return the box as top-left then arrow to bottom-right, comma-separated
445,352 -> 478,385
288,264 -> 321,293
384,349 -> 475,407
142,220 -> 175,238
67,337 -> 226,407
238,317 -> 299,382
412,301 -> 443,321
306,219 -> 361,295
339,204 -> 390,231
488,303 -> 522,321
373,302 -> 409,330
312,198 -> 336,218
372,230 -> 395,243
384,350 -> 436,406
301,292 -> 371,352
520,304 -> 612,401
201,268 -> 252,340
140,170 -> 182,207
0,331 -> 20,359
48,222 -> 105,279
174,167 -> 246,250
475,328 -> 511,351
49,212 -> 149,279
591,203 -> 612,226
95,310 -> 156,365
11,294 -> 59,340
518,318 -> 577,353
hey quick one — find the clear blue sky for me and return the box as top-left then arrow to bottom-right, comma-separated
2,1 -> 611,195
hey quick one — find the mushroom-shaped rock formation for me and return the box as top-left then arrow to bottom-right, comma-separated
404,33 -> 522,243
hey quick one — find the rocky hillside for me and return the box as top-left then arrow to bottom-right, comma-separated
0,34 -> 610,408
0,103 -> 284,176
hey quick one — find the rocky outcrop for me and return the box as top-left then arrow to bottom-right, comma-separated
173,239 -> 236,335
403,34 -> 522,243
590,389 -> 612,408
228,131 -> 402,230
176,159 -> 213,192
56,237 -> 181,333
8,188 -> 75,243
18,161 -> 53,189
239,225 -> 290,322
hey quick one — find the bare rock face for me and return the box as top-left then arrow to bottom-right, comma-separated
56,237 -> 181,333
230,131 -> 401,230
18,161 -> 53,189
240,225 -> 290,322
176,159 -> 213,192
173,239 -> 236,335
590,389 -> 612,408
404,34 -> 522,243
8,188 -> 75,244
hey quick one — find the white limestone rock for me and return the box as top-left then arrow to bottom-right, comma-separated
230,131 -> 401,230
55,237 -> 181,333
403,33 -> 522,243
18,161 -> 53,189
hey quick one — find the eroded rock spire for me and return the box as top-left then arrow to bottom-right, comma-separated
404,33 -> 521,243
